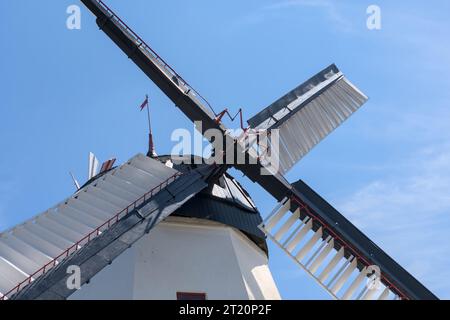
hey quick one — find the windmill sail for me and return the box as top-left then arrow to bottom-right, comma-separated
248,64 -> 368,174
12,164 -> 214,300
259,180 -> 438,300
0,154 -> 203,299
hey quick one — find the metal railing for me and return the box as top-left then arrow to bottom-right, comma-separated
0,171 -> 182,300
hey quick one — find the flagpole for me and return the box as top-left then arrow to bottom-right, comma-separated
145,95 -> 151,133
144,94 -> 156,157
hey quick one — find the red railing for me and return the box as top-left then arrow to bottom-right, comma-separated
95,0 -> 217,117
0,171 -> 182,300
290,195 -> 408,300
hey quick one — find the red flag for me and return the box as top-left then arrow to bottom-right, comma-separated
140,95 -> 149,111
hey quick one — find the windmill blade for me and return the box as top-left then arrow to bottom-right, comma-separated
258,180 -> 438,300
11,164 -> 215,300
0,154 -> 218,300
247,64 -> 368,174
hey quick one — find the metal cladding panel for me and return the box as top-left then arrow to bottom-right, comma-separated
0,154 -> 179,299
0,235 -> 52,267
247,64 -> 368,174
25,222 -> 74,249
35,216 -> 84,243
0,241 -> 41,275
49,212 -> 94,234
57,207 -> 103,229
93,178 -> 137,203
102,174 -> 146,196
12,227 -> 63,260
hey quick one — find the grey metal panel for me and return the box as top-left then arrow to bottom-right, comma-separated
57,206 -> 104,229
128,153 -> 178,179
1,234 -> 52,266
12,227 -> 65,259
0,241 -> 41,275
35,216 -> 84,243
23,222 -> 74,250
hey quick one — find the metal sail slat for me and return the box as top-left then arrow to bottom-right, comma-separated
0,241 -> 41,275
2,234 -> 53,266
13,227 -> 65,258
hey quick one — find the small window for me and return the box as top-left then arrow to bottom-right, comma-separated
176,292 -> 207,300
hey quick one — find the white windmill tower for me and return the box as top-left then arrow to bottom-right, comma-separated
0,0 -> 437,300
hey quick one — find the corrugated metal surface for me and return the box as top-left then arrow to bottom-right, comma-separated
12,165 -> 213,300
0,154 -> 178,299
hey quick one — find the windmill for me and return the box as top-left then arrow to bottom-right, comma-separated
0,0 -> 438,300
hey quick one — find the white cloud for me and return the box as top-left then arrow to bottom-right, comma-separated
335,111 -> 450,298
232,0 -> 352,32
264,0 -> 350,30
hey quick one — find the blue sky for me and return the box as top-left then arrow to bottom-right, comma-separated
1,0 -> 450,299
